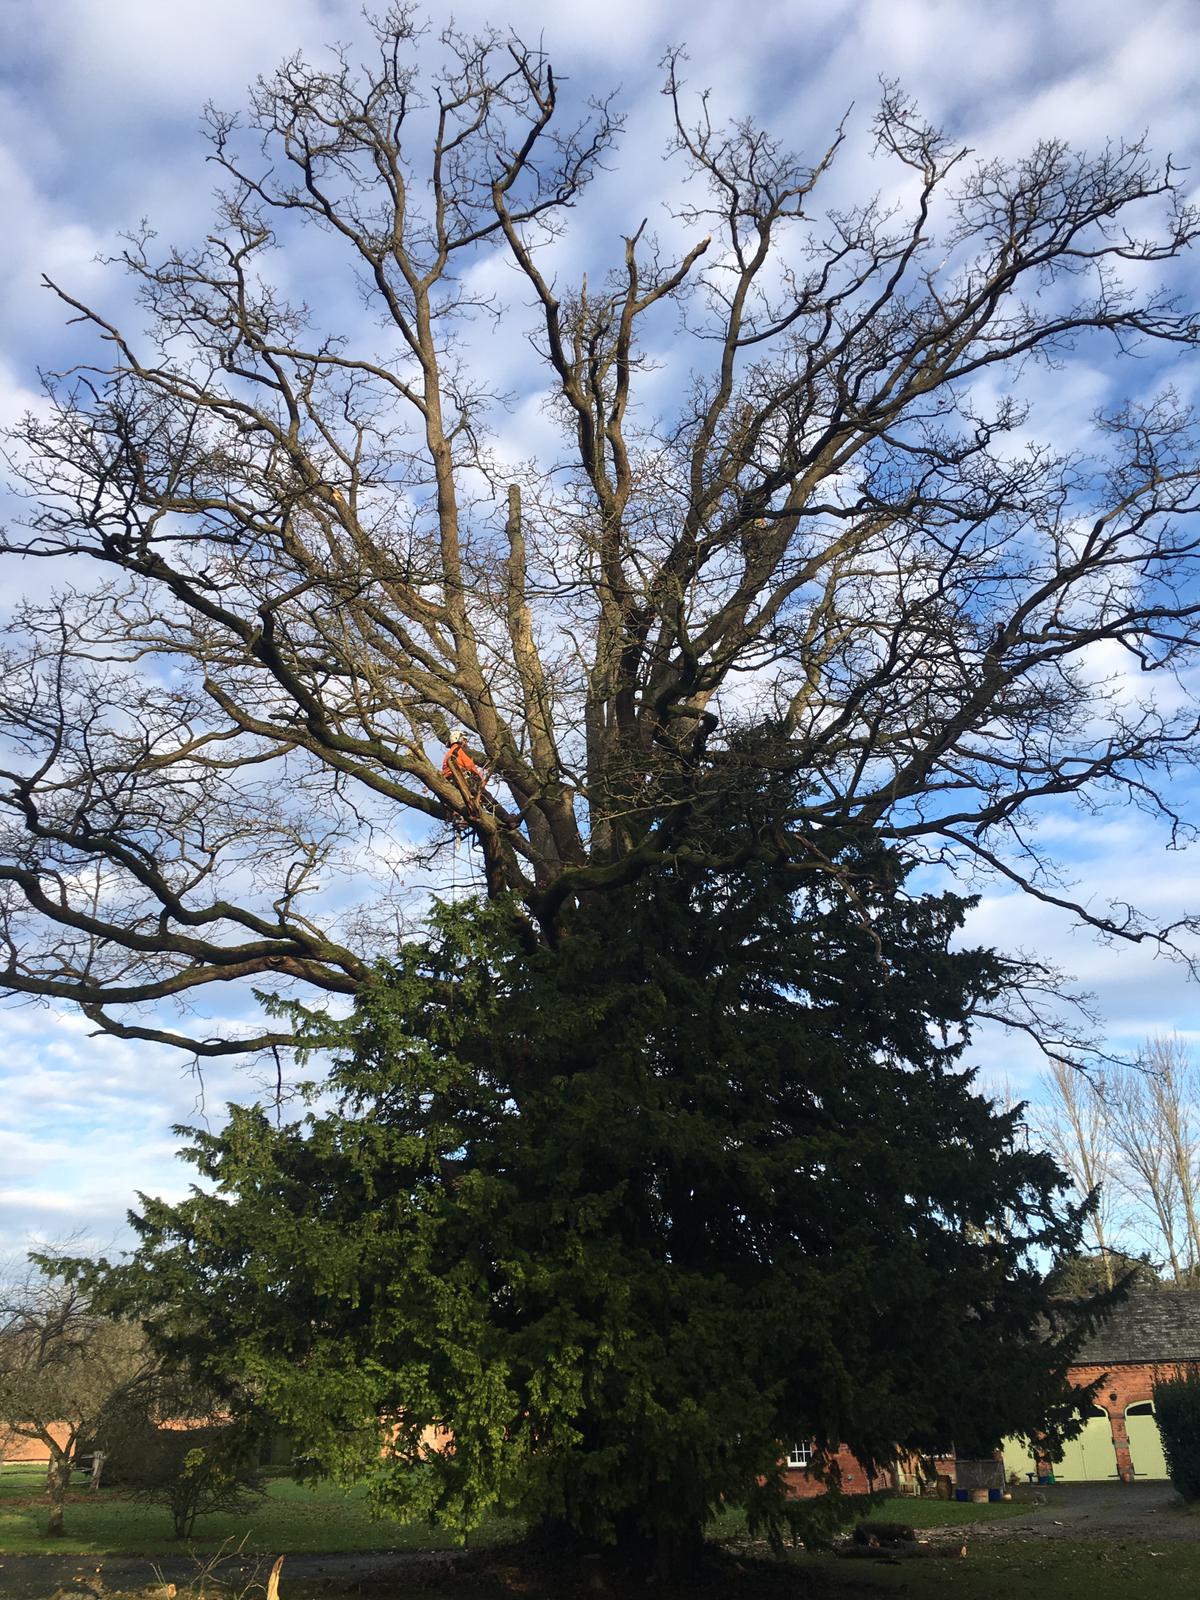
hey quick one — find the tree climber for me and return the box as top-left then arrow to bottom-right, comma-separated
442,728 -> 489,814
441,731 -> 518,831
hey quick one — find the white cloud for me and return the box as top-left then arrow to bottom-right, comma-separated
0,995 -> 291,1259
29,0 -> 332,120
0,145 -> 111,370
960,804 -> 1200,1104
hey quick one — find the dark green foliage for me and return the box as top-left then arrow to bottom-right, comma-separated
1046,1253 -> 1161,1297
1152,1368 -> 1200,1500
83,785 -> 1099,1567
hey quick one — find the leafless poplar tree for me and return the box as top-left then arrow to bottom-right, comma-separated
1034,1060 -> 1123,1287
1107,1034 -> 1200,1281
3,10 -> 1200,1056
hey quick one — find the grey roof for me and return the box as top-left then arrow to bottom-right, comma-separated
1074,1291 -> 1200,1366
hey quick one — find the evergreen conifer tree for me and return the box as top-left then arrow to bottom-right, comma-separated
87,772 -> 1100,1569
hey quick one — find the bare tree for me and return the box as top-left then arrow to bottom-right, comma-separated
1106,1034 -> 1200,1281
1034,1060 -> 1123,1287
3,11 -> 1200,1057
0,1261 -> 157,1534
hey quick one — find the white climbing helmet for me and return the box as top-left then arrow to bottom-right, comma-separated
450,728 -> 470,744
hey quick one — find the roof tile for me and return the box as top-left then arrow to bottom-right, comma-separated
1075,1290 -> 1200,1365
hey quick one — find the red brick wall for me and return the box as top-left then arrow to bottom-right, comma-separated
783,1445 -> 893,1498
1,1417 -> 451,1470
0,1423 -> 71,1464
787,1360 -> 1178,1494
1064,1360 -> 1181,1480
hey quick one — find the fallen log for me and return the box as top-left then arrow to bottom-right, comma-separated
837,1540 -> 967,1561
853,1520 -> 916,1543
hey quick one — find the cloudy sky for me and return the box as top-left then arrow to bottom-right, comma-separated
2,0 -> 1200,1265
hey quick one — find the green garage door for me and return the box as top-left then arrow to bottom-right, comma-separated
1126,1402 -> 1169,1480
1054,1407 -> 1117,1480
1000,1435 -> 1038,1481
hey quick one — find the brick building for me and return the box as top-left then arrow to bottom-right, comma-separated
788,1290 -> 1200,1495
781,1439 -> 894,1498
1002,1289 -> 1200,1483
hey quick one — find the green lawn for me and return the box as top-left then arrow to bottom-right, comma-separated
881,1494 -> 1028,1526
778,1496 -> 1200,1600
0,1464 -> 515,1556
0,1465 -> 1031,1562
696,1495 -> 1200,1600
171,1539 -> 1200,1600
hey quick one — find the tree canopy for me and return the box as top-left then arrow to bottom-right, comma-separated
1,11 -> 1199,1055
83,787 -> 1103,1562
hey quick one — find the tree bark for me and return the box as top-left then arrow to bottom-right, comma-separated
44,1449 -> 71,1537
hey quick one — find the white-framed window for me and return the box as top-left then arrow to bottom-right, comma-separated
787,1441 -> 813,1469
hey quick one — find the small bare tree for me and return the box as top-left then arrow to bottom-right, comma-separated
0,1261 -> 156,1535
2,11 -> 1200,1058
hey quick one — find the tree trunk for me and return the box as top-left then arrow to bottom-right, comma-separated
605,1510 -> 704,1585
44,1451 -> 71,1537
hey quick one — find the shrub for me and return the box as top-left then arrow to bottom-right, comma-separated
111,1419 -> 265,1537
1152,1368 -> 1200,1501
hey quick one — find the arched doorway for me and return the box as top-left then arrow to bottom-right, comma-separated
1125,1401 -> 1169,1479
1053,1406 -> 1117,1481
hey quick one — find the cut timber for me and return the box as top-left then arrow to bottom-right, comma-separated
837,1541 -> 967,1561
853,1520 -> 916,1543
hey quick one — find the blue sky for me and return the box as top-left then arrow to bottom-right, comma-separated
3,0 -> 1200,1264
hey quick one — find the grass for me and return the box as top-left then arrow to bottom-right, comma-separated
696,1493 -> 1196,1600
880,1494 -> 1028,1526
0,1463 -> 516,1557
404,1544 -> 1161,1600
706,1491 -> 1031,1543
0,1466 -> 1035,1566
794,1540 -> 1200,1600
46,1539 -> 1200,1600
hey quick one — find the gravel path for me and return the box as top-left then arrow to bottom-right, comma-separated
923,1481 -> 1198,1544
